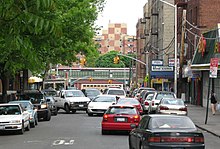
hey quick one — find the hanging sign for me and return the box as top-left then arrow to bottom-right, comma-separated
209,58 -> 219,78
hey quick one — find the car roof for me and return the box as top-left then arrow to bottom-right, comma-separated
109,104 -> 135,108
0,103 -> 21,106
107,88 -> 124,90
9,100 -> 31,103
145,114 -> 188,118
97,95 -> 116,97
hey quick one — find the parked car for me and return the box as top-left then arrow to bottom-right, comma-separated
129,114 -> 205,149
82,88 -> 102,101
0,103 -> 30,134
142,93 -> 154,114
103,87 -> 126,98
54,90 -> 90,113
117,97 -> 143,115
20,90 -> 51,121
101,104 -> 141,135
87,95 -> 117,116
134,87 -> 155,99
9,100 -> 38,128
148,91 -> 176,114
45,96 -> 58,116
156,98 -> 188,115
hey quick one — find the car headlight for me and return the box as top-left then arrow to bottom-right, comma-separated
70,102 -> 75,104
11,120 -> 21,123
41,104 -> 47,109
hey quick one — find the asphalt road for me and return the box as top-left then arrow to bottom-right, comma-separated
0,111 -> 220,149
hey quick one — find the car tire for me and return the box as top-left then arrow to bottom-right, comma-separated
71,110 -> 76,114
88,113 -> 93,116
101,129 -> 108,135
65,104 -> 71,114
25,122 -> 30,131
53,109 -> 58,116
18,122 -> 25,135
57,107 -> 60,112
46,112 -> 51,121
31,121 -> 35,128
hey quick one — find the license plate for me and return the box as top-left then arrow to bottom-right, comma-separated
79,105 -> 84,107
117,118 -> 125,122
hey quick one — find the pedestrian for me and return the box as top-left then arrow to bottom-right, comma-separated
210,90 -> 217,115
11,93 -> 18,101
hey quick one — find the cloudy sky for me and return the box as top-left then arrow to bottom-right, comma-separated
95,0 -> 147,35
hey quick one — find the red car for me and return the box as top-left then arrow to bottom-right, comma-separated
117,98 -> 143,114
101,105 -> 141,135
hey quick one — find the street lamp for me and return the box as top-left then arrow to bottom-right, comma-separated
159,0 -> 177,95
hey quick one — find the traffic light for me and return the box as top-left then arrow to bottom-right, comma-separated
113,56 -> 120,64
108,79 -> 112,84
89,77 -> 93,82
80,58 -> 86,66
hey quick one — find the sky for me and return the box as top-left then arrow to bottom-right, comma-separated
96,0 -> 147,35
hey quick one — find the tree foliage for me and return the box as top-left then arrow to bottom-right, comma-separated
0,0 -> 105,101
94,51 -> 136,68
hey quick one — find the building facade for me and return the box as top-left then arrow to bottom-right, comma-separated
94,23 -> 137,55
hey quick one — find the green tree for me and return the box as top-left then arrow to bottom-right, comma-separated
0,0 -> 105,102
94,51 -> 135,68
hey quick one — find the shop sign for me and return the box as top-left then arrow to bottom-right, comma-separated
151,66 -> 173,71
209,58 -> 219,78
152,60 -> 163,66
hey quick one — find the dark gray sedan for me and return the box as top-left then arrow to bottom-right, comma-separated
129,114 -> 205,149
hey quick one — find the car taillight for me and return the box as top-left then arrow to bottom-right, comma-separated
159,106 -> 169,110
179,107 -> 187,111
195,137 -> 204,143
103,114 -> 108,121
152,101 -> 154,106
161,137 -> 194,143
139,98 -> 142,102
133,115 -> 139,122
148,137 -> 161,142
145,101 -> 149,106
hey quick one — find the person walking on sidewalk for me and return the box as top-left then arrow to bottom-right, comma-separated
210,90 -> 217,115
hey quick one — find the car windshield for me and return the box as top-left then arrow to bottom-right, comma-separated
44,91 -> 57,96
0,105 -> 21,115
117,99 -> 139,105
156,93 -> 175,100
93,96 -> 115,102
108,90 -> 125,95
85,90 -> 101,96
161,99 -> 184,105
149,117 -> 196,129
106,107 -> 137,115
19,93 -> 44,104
10,101 -> 32,110
65,90 -> 85,97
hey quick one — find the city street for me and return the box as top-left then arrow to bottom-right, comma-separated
0,110 -> 220,149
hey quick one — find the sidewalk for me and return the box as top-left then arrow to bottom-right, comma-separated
187,104 -> 220,137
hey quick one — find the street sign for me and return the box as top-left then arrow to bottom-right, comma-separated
209,58 -> 219,78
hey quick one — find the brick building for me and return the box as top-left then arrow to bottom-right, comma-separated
94,23 -> 136,55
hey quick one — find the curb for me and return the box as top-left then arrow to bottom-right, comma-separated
196,124 -> 220,138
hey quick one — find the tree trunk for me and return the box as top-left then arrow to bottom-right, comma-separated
0,73 -> 9,103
